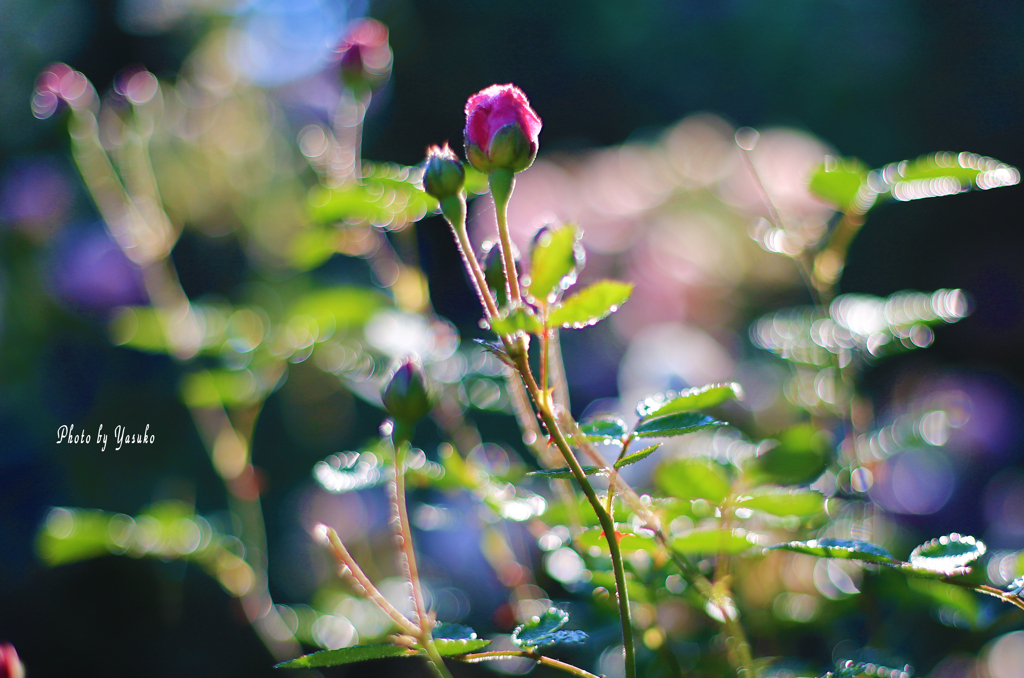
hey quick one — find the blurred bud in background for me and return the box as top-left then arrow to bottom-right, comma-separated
336,18 -> 392,92
0,642 -> 24,678
383,356 -> 433,425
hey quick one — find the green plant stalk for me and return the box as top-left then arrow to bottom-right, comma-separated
440,195 -> 499,320
457,650 -> 602,678
489,169 -> 523,305
389,429 -> 454,678
486,170 -> 634,677
509,351 -> 637,678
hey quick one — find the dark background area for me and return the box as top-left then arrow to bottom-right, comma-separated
1,1 -> 1023,676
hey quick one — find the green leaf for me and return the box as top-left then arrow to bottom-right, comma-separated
736,488 -> 826,517
655,459 -> 730,505
433,638 -> 492,655
672,528 -> 759,555
489,307 -> 543,336
528,224 -> 583,303
744,423 -> 830,486
275,644 -> 414,668
614,444 -> 660,469
308,162 -> 437,228
808,157 -> 870,213
548,280 -> 633,329
288,287 -> 390,331
636,382 -> 743,419
822,661 -> 910,678
109,305 -> 227,355
528,465 -> 602,479
907,577 -> 979,628
907,534 -> 986,574
180,369 -> 269,409
433,622 -> 477,640
874,152 -> 1019,204
767,539 -> 899,565
511,608 -> 588,648
580,416 -> 628,441
634,412 -> 724,439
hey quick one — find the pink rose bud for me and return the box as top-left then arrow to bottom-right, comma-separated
464,84 -> 542,174
383,357 -> 433,424
0,642 -> 24,678
335,19 -> 393,91
422,143 -> 465,201
31,63 -> 95,119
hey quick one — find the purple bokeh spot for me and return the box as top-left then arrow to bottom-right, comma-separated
48,226 -> 147,314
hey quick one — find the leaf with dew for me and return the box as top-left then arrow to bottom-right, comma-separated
548,280 -> 633,329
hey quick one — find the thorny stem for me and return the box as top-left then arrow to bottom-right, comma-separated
947,580 -> 1024,612
441,195 -> 499,320
321,527 -> 420,635
489,170 -> 523,305
388,438 -> 431,633
509,350 -> 637,678
457,650 -> 602,678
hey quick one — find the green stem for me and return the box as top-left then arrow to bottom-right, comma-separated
489,169 -> 522,305
388,435 -> 431,634
510,352 -> 637,678
457,650 -> 601,678
440,195 -> 499,320
422,640 -> 455,678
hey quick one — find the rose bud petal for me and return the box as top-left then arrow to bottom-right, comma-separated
464,84 -> 542,174
335,19 -> 393,91
422,143 -> 465,202
0,642 -> 25,678
382,356 -> 433,425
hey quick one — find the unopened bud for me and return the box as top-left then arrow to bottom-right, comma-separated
335,19 -> 392,92
382,357 -> 432,424
464,84 -> 542,174
0,642 -> 24,678
422,144 -> 465,201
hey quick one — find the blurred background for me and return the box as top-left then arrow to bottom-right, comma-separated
2,1 -> 1023,677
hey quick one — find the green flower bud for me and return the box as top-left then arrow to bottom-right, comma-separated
423,144 -> 465,201
382,357 -> 433,424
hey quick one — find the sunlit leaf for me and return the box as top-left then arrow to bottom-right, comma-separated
528,466 -> 602,479
433,638 -> 492,655
308,162 -> 437,229
736,488 -> 825,517
767,539 -> 899,565
548,280 -> 633,329
635,412 -> 724,439
907,534 -> 986,575
528,224 -> 582,303
614,444 -> 660,469
822,660 -> 912,678
655,458 -> 730,504
288,287 -> 390,331
110,305 -> 227,355
489,307 -> 543,336
580,416 -> 627,441
808,157 -> 870,213
743,423 -> 830,486
636,382 -> 743,419
512,608 -> 588,648
275,644 -> 414,669
180,369 -> 271,409
672,528 -> 759,555
873,152 -> 1019,205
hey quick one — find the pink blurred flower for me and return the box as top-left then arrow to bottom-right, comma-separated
0,642 -> 24,678
31,63 -> 95,119
464,84 -> 542,174
335,19 -> 392,91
